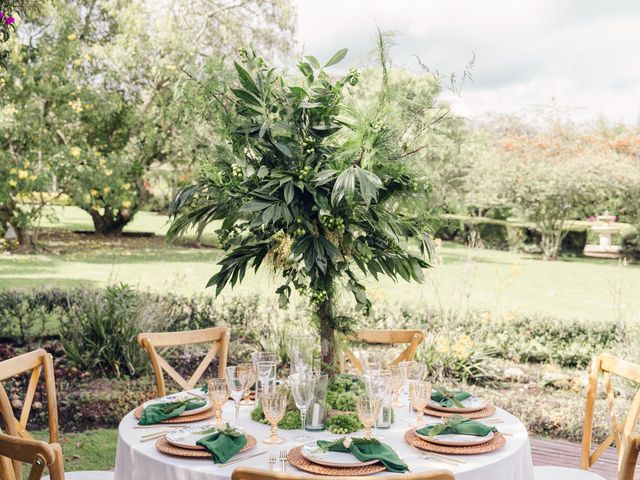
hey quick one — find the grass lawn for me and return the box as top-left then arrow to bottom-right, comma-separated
28,429 -> 117,474
2,206 -> 639,323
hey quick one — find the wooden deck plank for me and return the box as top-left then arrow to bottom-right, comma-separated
531,438 -> 640,480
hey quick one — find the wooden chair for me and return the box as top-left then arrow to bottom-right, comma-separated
138,326 -> 230,397
231,467 -> 454,480
620,434 -> 640,480
533,354 -> 640,480
339,329 -> 425,374
0,350 -> 59,445
0,350 -> 113,480
0,433 -> 63,480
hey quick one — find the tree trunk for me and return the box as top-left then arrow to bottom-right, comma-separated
89,210 -> 132,235
317,297 -> 336,377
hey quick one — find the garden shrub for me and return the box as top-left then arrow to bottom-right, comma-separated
621,231 -> 640,260
59,284 -> 155,378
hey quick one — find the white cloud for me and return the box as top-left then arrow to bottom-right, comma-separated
291,0 -> 640,125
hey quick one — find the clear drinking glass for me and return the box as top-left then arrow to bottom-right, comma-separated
288,373 -> 316,442
238,362 -> 256,406
361,371 -> 392,436
404,362 -> 426,419
289,335 -> 314,375
262,393 -> 288,444
355,396 -> 380,439
306,372 -> 328,431
225,366 -> 250,429
207,378 -> 229,428
257,360 -> 277,404
409,380 -> 431,427
389,364 -> 405,407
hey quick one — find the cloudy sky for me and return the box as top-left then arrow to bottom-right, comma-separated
292,0 -> 640,126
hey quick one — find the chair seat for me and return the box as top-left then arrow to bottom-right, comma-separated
533,466 -> 606,480
43,472 -> 113,480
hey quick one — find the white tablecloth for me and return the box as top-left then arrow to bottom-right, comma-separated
114,396 -> 534,480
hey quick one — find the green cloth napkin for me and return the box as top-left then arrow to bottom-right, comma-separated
138,398 -> 206,425
417,417 -> 497,437
196,431 -> 247,464
317,438 -> 409,473
431,389 -> 472,408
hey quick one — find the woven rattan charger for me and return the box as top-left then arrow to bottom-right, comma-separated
133,405 -> 216,424
287,446 -> 387,476
423,404 -> 496,419
405,428 -> 505,455
156,433 -> 257,459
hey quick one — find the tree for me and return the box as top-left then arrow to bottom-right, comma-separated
467,120 -> 638,260
0,0 -> 39,68
169,45 -> 447,373
5,0 -> 296,235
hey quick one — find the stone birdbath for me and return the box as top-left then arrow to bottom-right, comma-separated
584,213 -> 622,258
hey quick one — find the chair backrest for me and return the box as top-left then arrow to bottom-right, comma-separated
580,354 -> 640,475
138,327 -> 230,397
0,350 -> 58,444
339,329 -> 425,374
231,467 -> 454,480
620,433 -> 640,480
0,433 -> 64,480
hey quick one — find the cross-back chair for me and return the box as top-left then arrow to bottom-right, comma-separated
0,350 -> 58,446
0,433 -> 63,480
0,350 -> 113,480
620,434 -> 640,480
138,326 -> 230,397
231,467 -> 454,480
534,354 -> 640,480
339,329 -> 425,374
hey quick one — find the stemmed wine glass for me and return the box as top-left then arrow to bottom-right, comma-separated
262,392 -> 288,444
207,378 -> 229,428
238,362 -> 256,406
289,335 -> 314,374
389,364 -> 405,407
288,373 -> 316,442
408,380 -> 431,427
355,396 -> 380,439
225,366 -> 250,429
257,360 -> 277,405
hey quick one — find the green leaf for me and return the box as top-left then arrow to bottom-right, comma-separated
313,169 -> 336,186
257,166 -> 269,179
355,167 -> 383,205
305,55 -> 321,69
234,62 -> 260,97
230,88 -> 261,107
331,167 -> 356,206
298,62 -> 314,82
283,181 -> 294,204
274,142 -> 292,158
324,48 -> 348,68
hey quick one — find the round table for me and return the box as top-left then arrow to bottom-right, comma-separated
114,397 -> 534,479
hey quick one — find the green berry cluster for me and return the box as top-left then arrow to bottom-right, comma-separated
346,67 -> 360,86
231,164 -> 243,180
409,179 -> 418,191
326,413 -> 363,435
298,287 -> 328,305
299,165 -> 314,181
321,214 -> 344,229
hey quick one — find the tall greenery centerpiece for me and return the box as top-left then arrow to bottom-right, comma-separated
169,48 -> 439,373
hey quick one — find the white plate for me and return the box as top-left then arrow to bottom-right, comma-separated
165,425 -> 220,450
300,443 -> 379,467
428,395 -> 486,413
142,393 -> 211,418
415,427 -> 494,447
